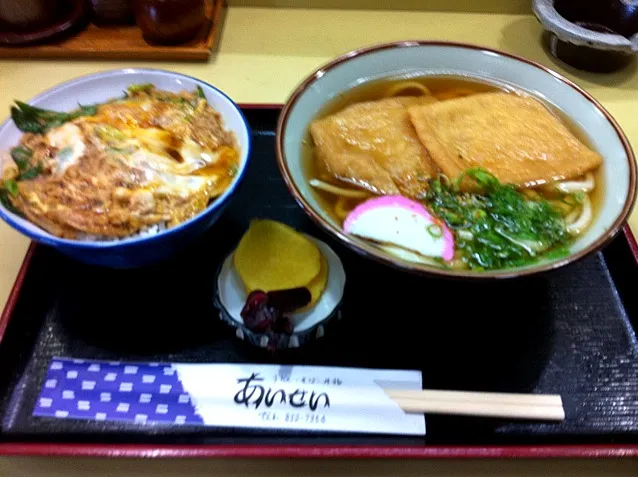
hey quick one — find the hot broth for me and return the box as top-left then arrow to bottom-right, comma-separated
303,75 -> 604,271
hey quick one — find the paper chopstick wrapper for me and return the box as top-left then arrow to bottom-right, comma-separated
34,358 -> 425,436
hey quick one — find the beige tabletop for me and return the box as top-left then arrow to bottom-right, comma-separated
0,1 -> 637,474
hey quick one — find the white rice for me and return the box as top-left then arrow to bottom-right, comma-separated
75,222 -> 167,242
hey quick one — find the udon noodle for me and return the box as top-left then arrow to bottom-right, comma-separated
384,81 -> 431,98
305,76 -> 603,271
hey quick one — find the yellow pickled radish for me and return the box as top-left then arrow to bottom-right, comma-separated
299,253 -> 329,311
233,219 -> 321,293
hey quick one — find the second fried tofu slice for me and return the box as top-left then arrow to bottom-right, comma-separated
407,92 -> 602,189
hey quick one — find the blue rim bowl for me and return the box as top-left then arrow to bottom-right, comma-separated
0,69 -> 252,268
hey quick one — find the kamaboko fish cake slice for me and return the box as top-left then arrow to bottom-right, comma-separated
234,219 -> 322,293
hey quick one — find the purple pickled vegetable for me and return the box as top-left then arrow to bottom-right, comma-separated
240,289 -> 301,338
267,287 -> 311,312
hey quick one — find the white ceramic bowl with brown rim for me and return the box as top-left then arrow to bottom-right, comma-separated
276,41 -> 637,279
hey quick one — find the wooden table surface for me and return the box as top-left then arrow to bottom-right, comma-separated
0,456 -> 636,476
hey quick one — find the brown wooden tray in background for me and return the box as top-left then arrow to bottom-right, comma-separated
0,0 -> 224,61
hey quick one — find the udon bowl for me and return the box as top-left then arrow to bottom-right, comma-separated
0,69 -> 251,268
276,41 -> 637,279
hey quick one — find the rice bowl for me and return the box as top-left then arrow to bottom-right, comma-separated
0,69 -> 251,268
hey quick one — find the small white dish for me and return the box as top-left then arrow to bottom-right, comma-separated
214,236 -> 346,349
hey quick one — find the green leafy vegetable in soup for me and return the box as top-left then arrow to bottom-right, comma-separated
423,169 -> 572,270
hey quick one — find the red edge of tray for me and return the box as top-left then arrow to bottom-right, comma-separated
0,443 -> 636,458
0,104 -> 636,459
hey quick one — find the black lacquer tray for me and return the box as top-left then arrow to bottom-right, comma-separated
0,107 -> 636,459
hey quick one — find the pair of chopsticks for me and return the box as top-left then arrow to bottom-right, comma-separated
385,389 -> 565,421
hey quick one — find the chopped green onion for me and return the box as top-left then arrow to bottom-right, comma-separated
10,146 -> 32,172
127,83 -> 154,94
20,163 -> 42,180
426,223 -> 443,238
0,189 -> 21,215
423,168 -> 571,270
3,179 -> 18,196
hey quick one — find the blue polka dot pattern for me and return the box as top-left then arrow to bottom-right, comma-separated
34,358 -> 204,425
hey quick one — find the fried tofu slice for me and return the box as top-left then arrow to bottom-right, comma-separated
408,92 -> 603,189
310,96 -> 439,198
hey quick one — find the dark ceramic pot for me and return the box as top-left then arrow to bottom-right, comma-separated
91,0 -> 135,25
0,0 -> 55,29
133,0 -> 206,45
534,0 -> 638,72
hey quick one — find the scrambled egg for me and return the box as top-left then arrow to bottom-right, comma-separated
3,85 -> 239,239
